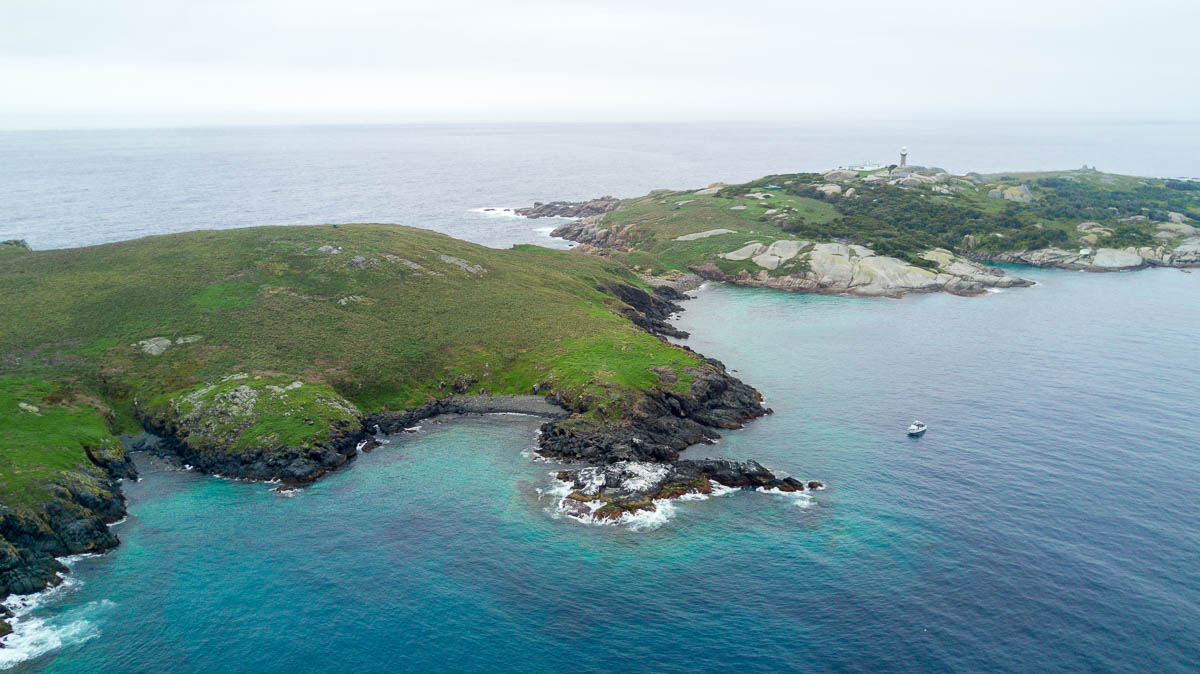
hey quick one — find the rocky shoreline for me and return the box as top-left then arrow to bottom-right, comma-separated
0,278 -> 810,637
515,197 -> 621,220
528,170 -> 1200,295
127,282 -> 780,485
0,442 -> 135,638
970,241 -> 1200,272
550,216 -> 1034,297
687,251 -> 1033,298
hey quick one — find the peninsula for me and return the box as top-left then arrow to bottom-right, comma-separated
521,167 -> 1200,296
0,225 -> 806,636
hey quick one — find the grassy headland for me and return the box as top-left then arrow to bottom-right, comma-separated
538,168 -> 1200,295
2,223 -> 769,603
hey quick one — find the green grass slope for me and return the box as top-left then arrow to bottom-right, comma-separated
0,224 -> 708,499
0,224 -> 701,408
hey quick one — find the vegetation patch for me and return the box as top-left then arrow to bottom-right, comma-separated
579,168 -> 1198,279
0,377 -> 121,508
190,280 -> 261,312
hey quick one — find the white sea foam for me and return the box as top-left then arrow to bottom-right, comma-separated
519,447 -> 552,463
539,475 -> 575,500
470,207 -> 522,218
543,470 -> 679,530
3,576 -> 79,617
618,462 -> 670,492
620,499 -> 676,531
0,615 -> 100,669
755,486 -> 814,508
556,495 -> 677,531
709,482 -> 740,497
533,226 -> 557,236
105,516 -> 127,528
0,575 -> 110,670
57,554 -> 99,568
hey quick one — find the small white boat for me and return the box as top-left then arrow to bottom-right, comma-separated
907,421 -> 927,436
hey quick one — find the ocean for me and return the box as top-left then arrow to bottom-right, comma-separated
1,123 -> 1198,672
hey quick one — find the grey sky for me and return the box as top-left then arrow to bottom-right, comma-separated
1,0 -> 1195,128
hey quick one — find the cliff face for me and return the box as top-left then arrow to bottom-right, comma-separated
0,441 -> 132,608
554,215 -> 1034,297
137,376 -> 365,483
538,360 -> 769,464
532,282 -> 768,464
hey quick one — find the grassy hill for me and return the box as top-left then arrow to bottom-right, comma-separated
1,223 -> 742,610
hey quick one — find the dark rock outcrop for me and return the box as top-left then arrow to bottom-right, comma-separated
0,444 -> 132,605
140,413 -> 362,484
549,218 -> 632,250
601,283 -> 689,339
136,378 -> 365,484
516,197 -> 620,220
538,364 -> 768,464
555,458 -> 810,521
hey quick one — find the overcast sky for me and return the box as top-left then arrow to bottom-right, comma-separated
1,0 -> 1195,128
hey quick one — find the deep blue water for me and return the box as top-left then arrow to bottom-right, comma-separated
2,124 -> 1199,671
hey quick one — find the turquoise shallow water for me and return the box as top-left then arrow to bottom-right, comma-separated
9,266 -> 1200,672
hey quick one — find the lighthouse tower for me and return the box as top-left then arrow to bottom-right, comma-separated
900,146 -> 908,168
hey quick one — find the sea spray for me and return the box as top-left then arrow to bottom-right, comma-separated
0,558 -> 110,670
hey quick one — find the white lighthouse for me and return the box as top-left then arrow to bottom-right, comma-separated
900,146 -> 908,168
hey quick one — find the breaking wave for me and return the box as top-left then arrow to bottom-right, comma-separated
0,562 -> 112,670
756,486 -> 815,508
470,207 -> 522,218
